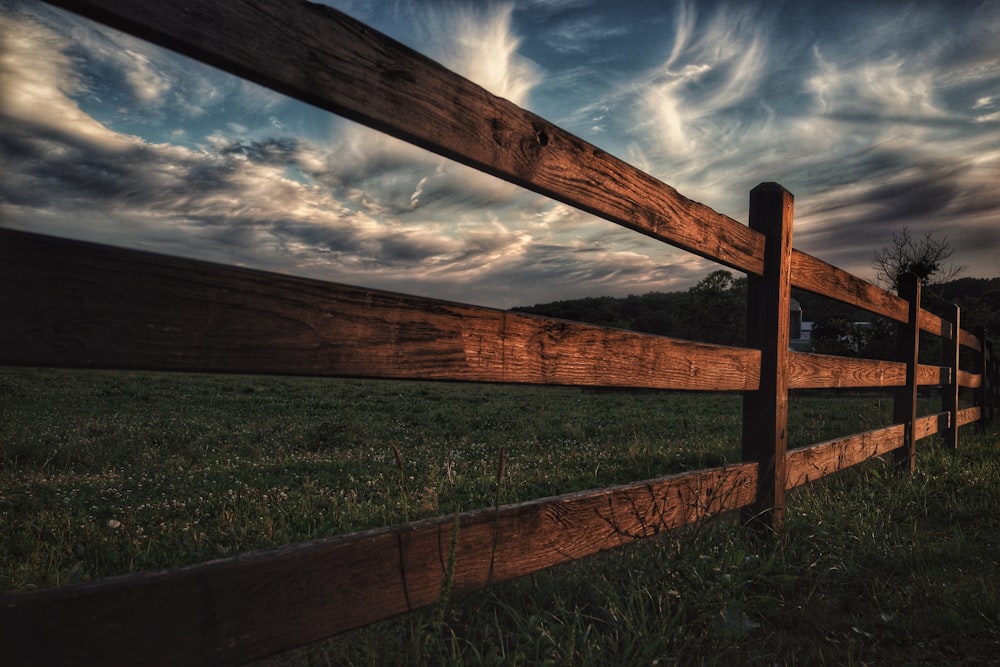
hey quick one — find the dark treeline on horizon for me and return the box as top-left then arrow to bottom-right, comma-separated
513,273 -> 1000,359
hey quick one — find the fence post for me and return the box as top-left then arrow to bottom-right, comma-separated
892,273 -> 920,472
986,340 -> 1000,423
941,304 -> 960,449
986,341 -> 1000,422
986,337 -> 996,426
741,183 -> 793,534
974,325 -> 988,431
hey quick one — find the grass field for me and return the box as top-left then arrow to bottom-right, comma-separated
2,366 -> 998,664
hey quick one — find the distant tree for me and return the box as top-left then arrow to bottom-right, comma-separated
810,317 -> 895,359
861,318 -> 897,361
872,227 -> 962,291
630,306 -> 675,337
685,270 -> 746,345
811,318 -> 864,357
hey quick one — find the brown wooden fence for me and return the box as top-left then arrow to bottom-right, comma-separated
1,1 -> 996,664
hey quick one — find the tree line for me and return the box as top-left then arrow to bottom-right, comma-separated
513,272 -> 1000,360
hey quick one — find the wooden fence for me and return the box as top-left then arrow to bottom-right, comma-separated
1,1 -> 996,664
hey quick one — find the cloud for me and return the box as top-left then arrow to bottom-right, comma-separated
120,49 -> 171,105
3,0 -> 997,312
418,3 -> 540,107
593,1 -> 1000,288
543,16 -> 628,55
2,3 -> 634,308
634,1 -> 769,160
0,8 -> 132,151
808,48 -> 944,125
302,2 -> 550,228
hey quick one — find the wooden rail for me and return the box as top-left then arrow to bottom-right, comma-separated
41,0 -> 765,275
1,461 -> 757,666
0,229 -> 963,395
1,0 -> 996,664
0,230 -> 760,393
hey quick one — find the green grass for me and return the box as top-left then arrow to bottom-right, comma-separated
2,367 -> 998,664
275,433 -> 1000,667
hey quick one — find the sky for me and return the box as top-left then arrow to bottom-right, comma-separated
1,0 -> 998,309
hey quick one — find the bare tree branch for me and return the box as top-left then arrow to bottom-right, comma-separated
872,227 -> 963,290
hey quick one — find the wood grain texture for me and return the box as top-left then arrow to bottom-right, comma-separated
784,355 -> 947,389
790,250 -> 907,322
42,0 -> 765,275
0,463 -> 757,666
787,352 -> 906,389
956,406 -> 981,428
741,183 -> 794,531
0,229 -> 759,391
918,363 -> 950,387
786,424 -> 904,488
918,308 -> 950,339
914,412 -> 949,440
958,327 -> 982,352
957,370 -> 982,389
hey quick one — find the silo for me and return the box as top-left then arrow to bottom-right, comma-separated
789,298 -> 802,339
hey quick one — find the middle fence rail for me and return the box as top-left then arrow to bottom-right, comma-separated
0,0 -> 996,665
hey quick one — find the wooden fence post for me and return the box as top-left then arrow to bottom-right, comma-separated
986,337 -> 996,426
986,341 -> 1000,423
892,273 -> 920,472
974,325 -> 988,431
941,304 -> 960,449
741,183 -> 793,533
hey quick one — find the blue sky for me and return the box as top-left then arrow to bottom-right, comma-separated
2,0 -> 998,308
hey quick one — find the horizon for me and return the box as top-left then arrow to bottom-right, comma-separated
2,0 -> 998,309
513,272 -> 1000,310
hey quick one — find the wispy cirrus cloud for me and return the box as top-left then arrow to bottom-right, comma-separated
416,2 -> 541,107
543,16 -> 628,54
590,0 -> 1000,284
634,1 -> 769,161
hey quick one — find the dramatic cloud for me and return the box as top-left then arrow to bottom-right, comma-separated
2,0 -> 998,310
597,1 -> 1000,284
